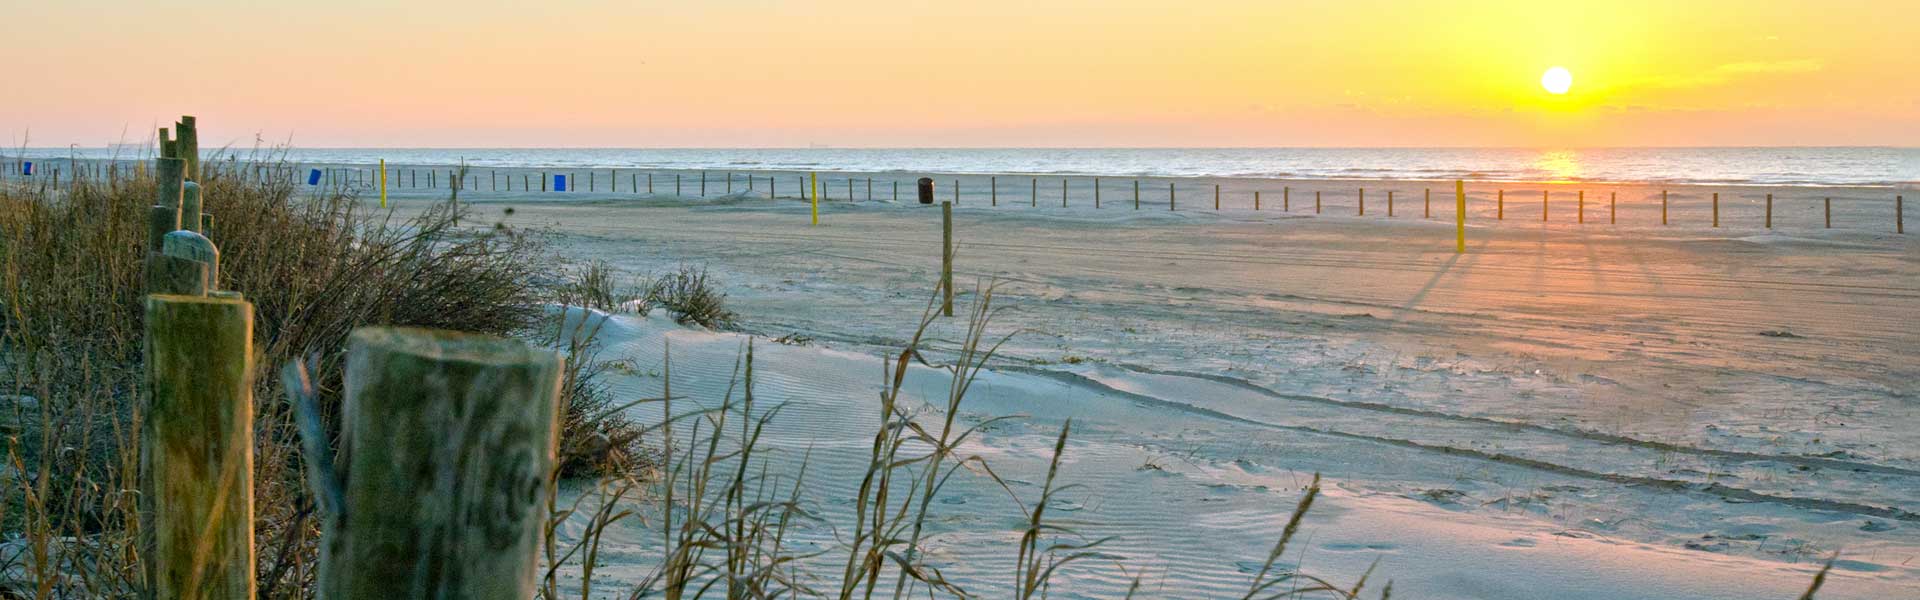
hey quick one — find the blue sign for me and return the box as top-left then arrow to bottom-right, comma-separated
307,168 -> 322,185
553,174 -> 567,192
20,161 -> 32,176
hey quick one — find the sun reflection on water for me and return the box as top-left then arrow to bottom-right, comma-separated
1534,150 -> 1584,182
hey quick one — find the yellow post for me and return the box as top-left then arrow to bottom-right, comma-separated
1455,180 -> 1466,254
810,172 -> 819,225
378,159 -> 388,208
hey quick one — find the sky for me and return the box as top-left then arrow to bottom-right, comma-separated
4,0 -> 1916,148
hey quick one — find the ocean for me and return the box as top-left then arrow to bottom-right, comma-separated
14,147 -> 1918,187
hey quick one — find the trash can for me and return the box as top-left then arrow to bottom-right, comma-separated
917,177 -> 934,205
307,168 -> 322,185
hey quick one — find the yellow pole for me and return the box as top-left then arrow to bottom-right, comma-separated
1455,180 -> 1466,254
378,159 -> 388,208
810,172 -> 818,225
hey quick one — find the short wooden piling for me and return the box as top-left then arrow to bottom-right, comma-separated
1214,184 -> 1220,210
700,171 -> 707,196
954,179 -> 960,205
1134,180 -> 1140,210
1825,198 -> 1831,228
1713,193 -> 1720,227
1610,192 -> 1617,224
1543,190 -> 1549,222
143,293 -> 255,600
1359,188 -> 1365,216
181,182 -> 204,233
1899,196 -> 1905,234
892,180 -> 898,201
1454,180 -> 1466,254
942,202 -> 954,317
1578,190 -> 1585,224
1662,191 -> 1669,225
677,174 -> 683,196
1315,191 -> 1321,214
1169,182 -> 1175,211
1765,194 -> 1773,228
1094,178 -> 1101,208
1063,179 -> 1068,207
991,176 -> 998,206
1285,187 -> 1290,211
1425,188 -> 1431,219
318,328 -> 561,600
1497,190 -> 1504,220
1387,190 -> 1394,217
1031,178 -> 1037,207
1255,191 -> 1261,210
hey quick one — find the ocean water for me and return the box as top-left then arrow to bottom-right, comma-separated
16,147 -> 1918,187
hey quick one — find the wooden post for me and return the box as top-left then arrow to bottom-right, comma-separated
589,171 -> 595,192
1315,191 -> 1321,214
893,180 -> 898,201
649,173 -> 655,194
1766,194 -> 1773,228
318,328 -> 561,600
942,202 -> 954,317
954,179 -> 960,205
1497,190 -> 1504,220
153,157 -> 186,251
701,171 -> 707,196
991,176 -> 997,206
1663,190 -> 1669,225
1094,178 -> 1101,208
146,251 -> 208,296
1713,193 -> 1720,227
1255,191 -> 1261,210
380,160 -> 389,208
1359,188 -> 1365,216
1542,190 -> 1549,222
1825,198 -> 1831,228
1031,178 -> 1037,207
1387,190 -> 1394,217
1285,187 -> 1290,211
143,293 -> 255,600
810,172 -> 818,225
1134,180 -> 1140,210
1611,192 -> 1617,224
180,182 -> 204,234
677,174 -> 682,196
1169,182 -> 1175,211
1063,179 -> 1068,207
1578,190 -> 1585,224
1454,180 -> 1466,254
1214,184 -> 1220,210
867,177 -> 872,201
176,115 -> 200,182
1899,196 -> 1905,234
541,172 -> 547,192
1425,188 -> 1431,219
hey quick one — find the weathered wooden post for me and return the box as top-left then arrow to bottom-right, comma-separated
143,292 -> 255,600
175,116 -> 201,182
1713,193 -> 1720,227
1387,190 -> 1394,217
1358,188 -> 1365,216
942,201 -> 954,317
1031,177 -> 1037,207
1424,188 -> 1430,218
1578,190 -> 1585,224
1315,191 -> 1321,214
151,157 -> 186,252
1214,184 -> 1220,210
1255,191 -> 1261,210
1169,182 -> 1175,211
181,182 -> 204,233
953,179 -> 960,205
1284,187 -> 1290,211
1899,196 -> 1905,234
1497,190 -> 1504,220
1542,190 -> 1549,222
1765,194 -> 1773,229
1134,180 -> 1140,210
677,174 -> 682,196
1825,198 -> 1831,228
1611,192 -> 1617,224
700,171 -> 707,196
317,328 -> 561,600
1663,190 -> 1669,225
1063,179 -> 1069,207
1094,178 -> 1101,208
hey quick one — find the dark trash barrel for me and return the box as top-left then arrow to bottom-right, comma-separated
917,177 -> 934,204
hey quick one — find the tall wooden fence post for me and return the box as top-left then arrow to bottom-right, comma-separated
942,202 -> 954,317
1455,180 -> 1466,254
144,293 -> 255,600
318,328 -> 561,600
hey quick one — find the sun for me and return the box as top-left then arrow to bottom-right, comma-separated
1541,66 -> 1573,95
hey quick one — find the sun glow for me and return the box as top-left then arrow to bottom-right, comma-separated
1541,66 -> 1573,94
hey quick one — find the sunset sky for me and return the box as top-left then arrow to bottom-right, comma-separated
5,0 -> 1916,148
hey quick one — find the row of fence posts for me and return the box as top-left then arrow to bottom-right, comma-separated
139,117 -> 564,599
262,163 -> 1904,234
0,151 -> 1906,234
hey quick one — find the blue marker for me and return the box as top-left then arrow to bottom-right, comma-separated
307,168 -> 322,186
21,161 -> 32,176
553,174 -> 567,192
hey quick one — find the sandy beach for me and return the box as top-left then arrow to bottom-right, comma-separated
355,171 -> 1920,598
